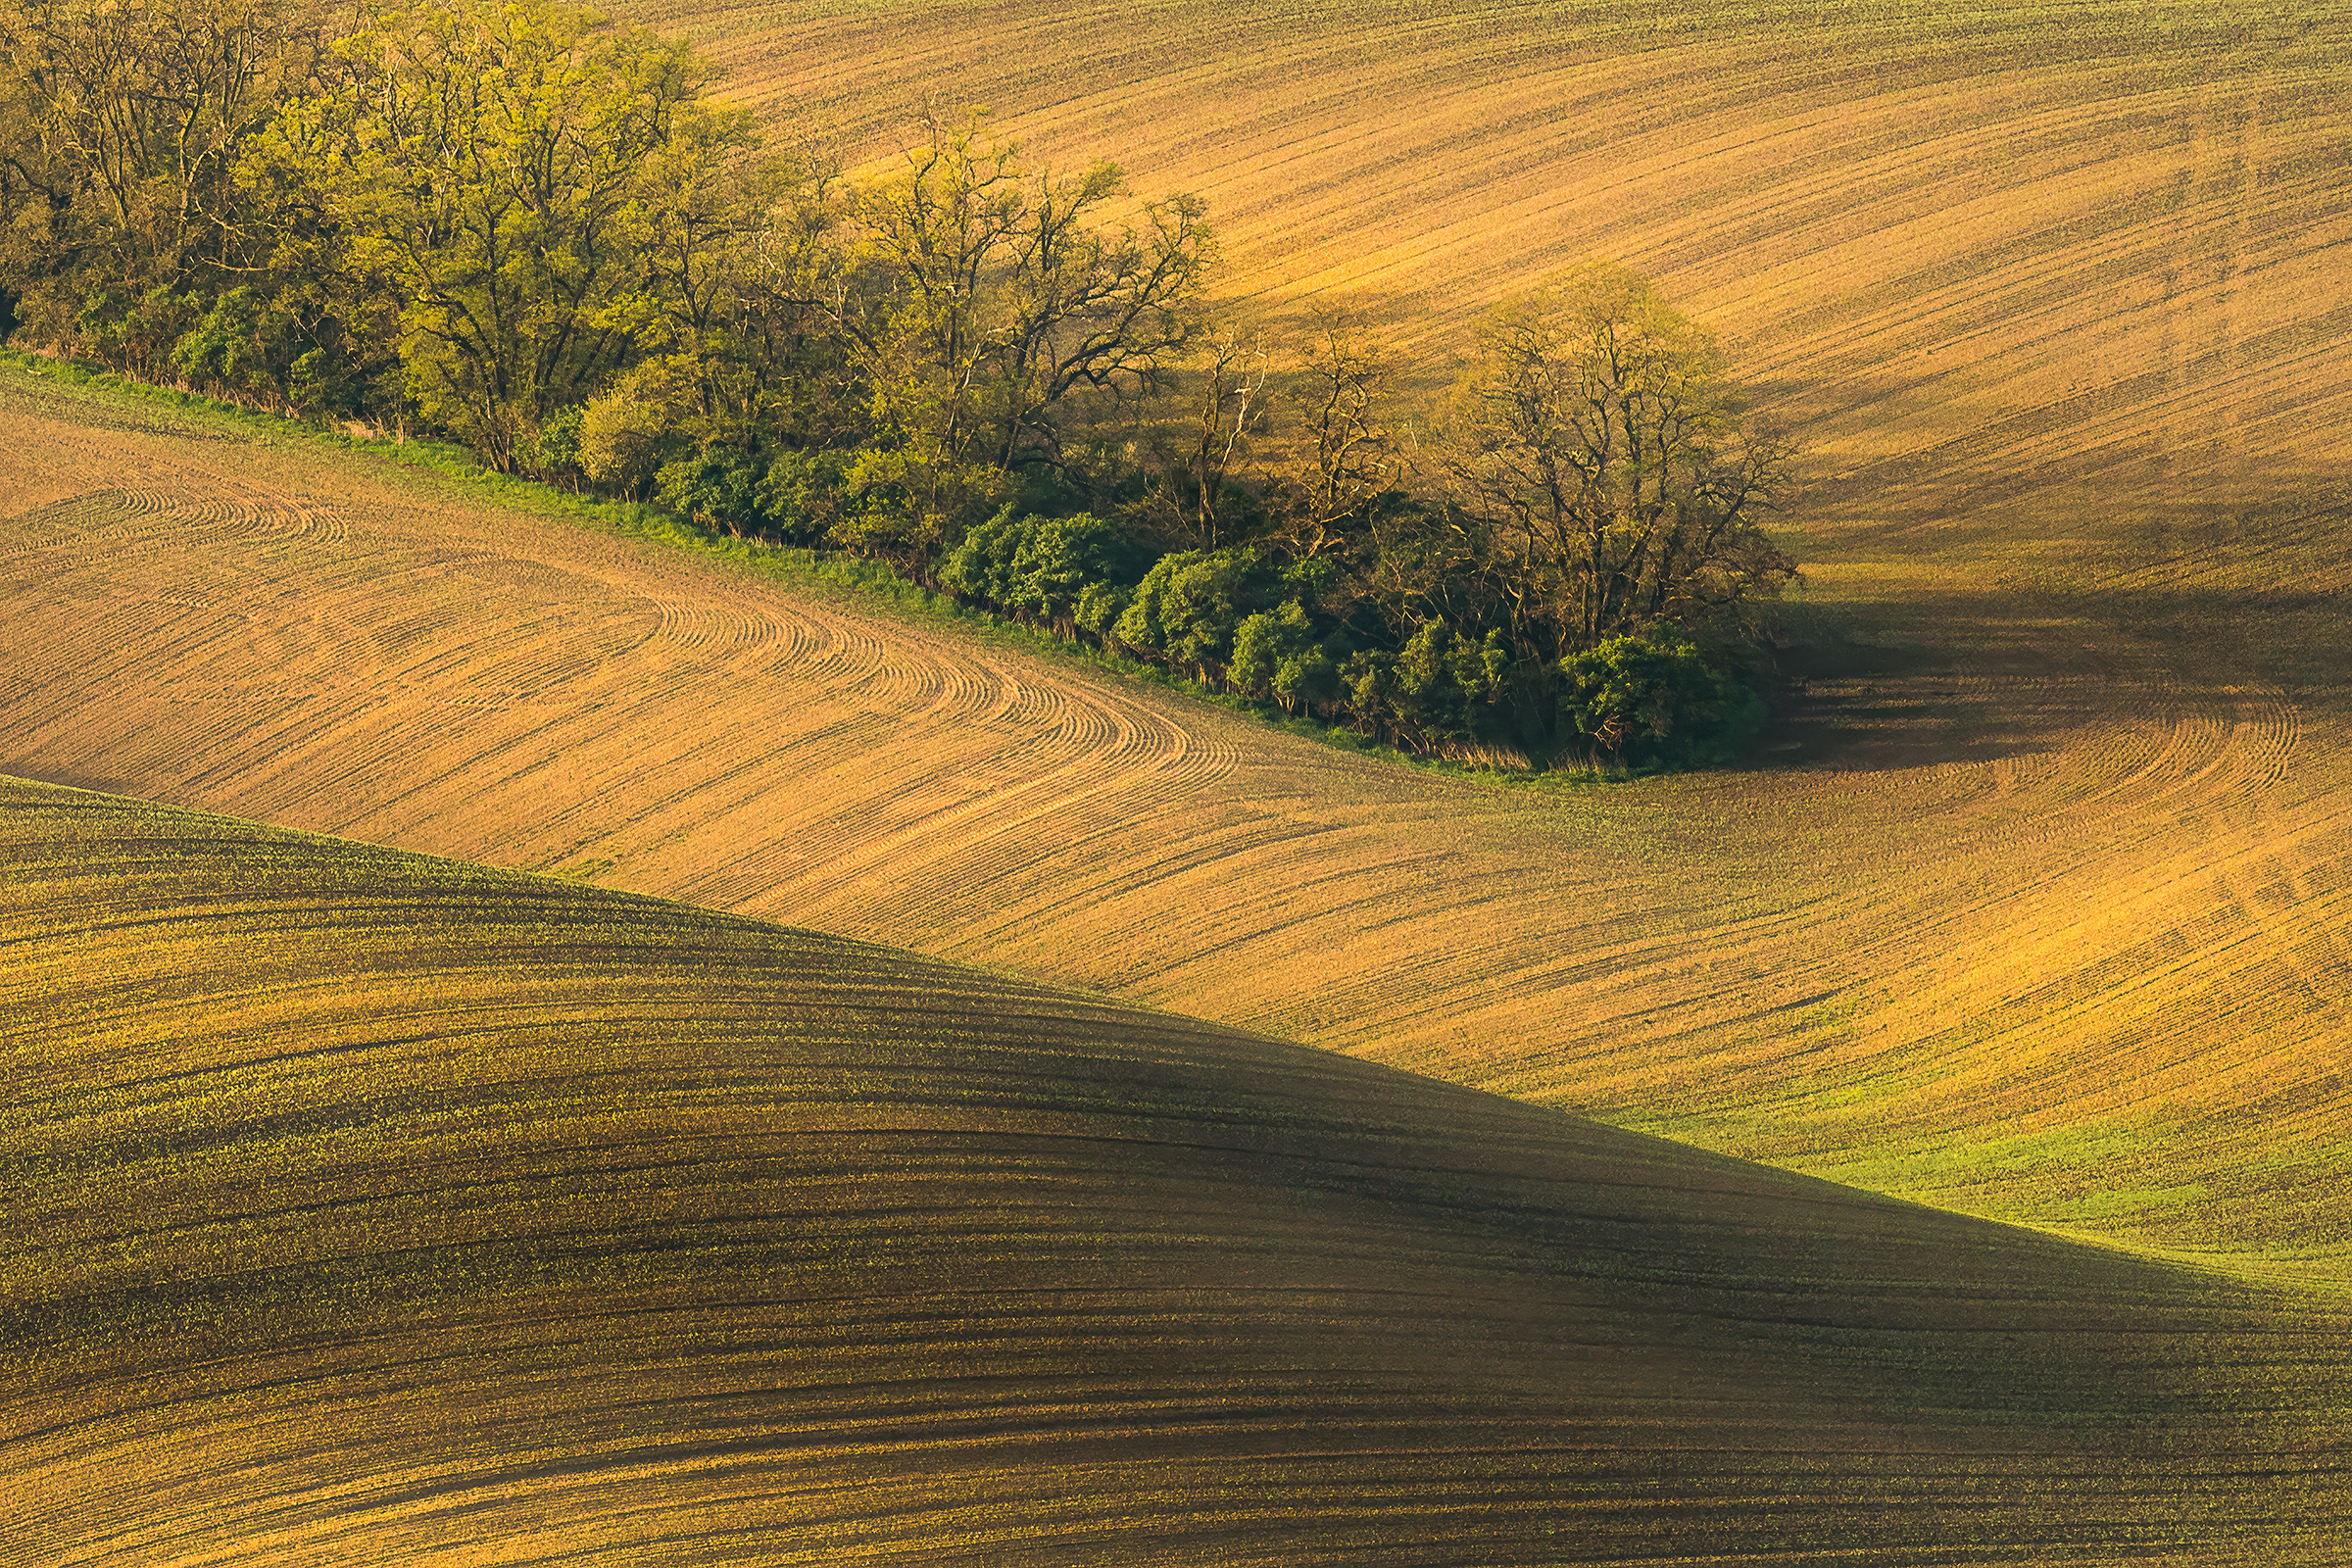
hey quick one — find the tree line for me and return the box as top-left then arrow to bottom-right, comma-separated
0,0 -> 1799,768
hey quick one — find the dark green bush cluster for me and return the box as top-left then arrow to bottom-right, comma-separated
1558,630 -> 1768,767
920,510 -> 1764,766
941,510 -> 1153,634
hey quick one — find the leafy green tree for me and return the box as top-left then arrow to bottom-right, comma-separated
1006,513 -> 1141,628
171,285 -> 303,403
1391,621 -> 1471,747
758,447 -> 860,545
941,509 -> 1143,631
1272,641 -> 1342,715
1341,647 -> 1394,739
1229,601 -> 1301,700
518,402 -> 586,486
1074,579 -> 1131,641
1341,622 -> 1509,750
242,0 -> 752,467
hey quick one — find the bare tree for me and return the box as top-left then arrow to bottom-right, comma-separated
1174,325 -> 1269,547
797,111 -> 1216,551
1265,313 -> 1403,562
1442,261 -> 1796,662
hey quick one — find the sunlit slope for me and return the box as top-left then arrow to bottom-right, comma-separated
626,0 -> 2352,546
6,372 -> 2352,1278
10,776 -> 2345,1564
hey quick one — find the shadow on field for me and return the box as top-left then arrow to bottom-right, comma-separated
2048,584 -> 2352,713
1750,538 -> 2352,772
8,776 -> 2350,1563
1748,594 -> 2080,773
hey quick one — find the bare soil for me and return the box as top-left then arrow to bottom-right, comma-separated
5,365 -> 2349,1279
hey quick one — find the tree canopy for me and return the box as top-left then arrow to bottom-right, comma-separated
0,0 -> 1799,770
1443,263 -> 1797,663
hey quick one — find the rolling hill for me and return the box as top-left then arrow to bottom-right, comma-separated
5,3 -> 2352,1552
5,359 -> 2350,1282
4,774 -> 2348,1564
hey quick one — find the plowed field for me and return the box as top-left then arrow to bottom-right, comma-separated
626,0 -> 2352,552
6,366 -> 2350,1281
6,777 -> 2348,1564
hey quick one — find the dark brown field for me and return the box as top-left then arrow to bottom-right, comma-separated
5,776 -> 2348,1563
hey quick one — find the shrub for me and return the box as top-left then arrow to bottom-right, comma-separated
759,448 -> 858,545
1006,513 -> 1147,626
1230,601 -> 1325,708
1115,550 -> 1252,678
657,450 -> 769,536
939,505 -> 1027,604
1556,628 -> 1765,767
580,359 -> 693,496
1075,580 -> 1132,639
171,287 -> 296,407
518,405 -> 587,485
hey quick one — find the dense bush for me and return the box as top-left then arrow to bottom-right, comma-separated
658,454 -> 769,537
1230,602 -> 1338,713
1556,630 -> 1766,768
942,510 -> 1151,630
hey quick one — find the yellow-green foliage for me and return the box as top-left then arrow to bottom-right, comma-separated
2,777 -> 2349,1563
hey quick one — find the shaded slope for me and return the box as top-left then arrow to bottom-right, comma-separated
3,774 -> 2348,1564
5,370 -> 2352,1276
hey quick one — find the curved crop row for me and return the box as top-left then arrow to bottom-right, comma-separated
6,361 -> 2352,1277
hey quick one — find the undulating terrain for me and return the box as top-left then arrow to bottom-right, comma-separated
6,0 -> 2352,1557
5,363 -> 2349,1278
637,0 -> 2352,542
5,776 -> 2349,1563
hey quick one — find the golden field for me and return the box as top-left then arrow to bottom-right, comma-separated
632,0 -> 2352,539
4,776 -> 2348,1563
7,0 -> 2352,1554
5,358 -> 2349,1277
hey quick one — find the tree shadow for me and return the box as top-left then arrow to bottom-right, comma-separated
1739,576 -> 2351,776
1740,469 -> 2352,774
1739,594 -> 2081,774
